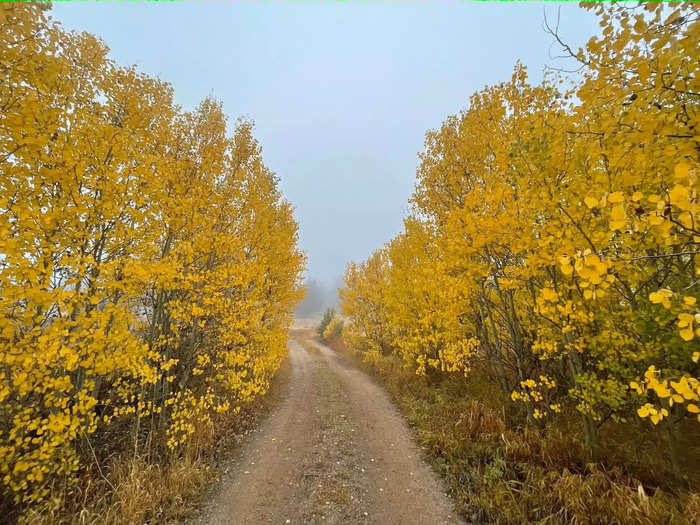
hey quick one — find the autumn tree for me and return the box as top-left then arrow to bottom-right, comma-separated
340,2 -> 698,470
0,3 -> 304,510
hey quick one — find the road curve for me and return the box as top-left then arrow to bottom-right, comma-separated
197,336 -> 463,525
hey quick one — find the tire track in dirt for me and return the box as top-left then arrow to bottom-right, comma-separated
195,336 -> 463,525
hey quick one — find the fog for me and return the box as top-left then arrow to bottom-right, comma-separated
294,277 -> 345,319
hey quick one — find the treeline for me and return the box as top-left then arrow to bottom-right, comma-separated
0,3 -> 304,517
294,277 -> 342,318
340,0 -> 698,489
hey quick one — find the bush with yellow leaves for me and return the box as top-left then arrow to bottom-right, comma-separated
322,315 -> 344,341
340,2 -> 698,484
0,3 -> 304,515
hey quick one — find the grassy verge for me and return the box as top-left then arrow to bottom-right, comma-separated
320,335 -> 700,525
18,355 -> 291,525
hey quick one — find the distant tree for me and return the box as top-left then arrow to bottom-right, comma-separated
295,279 -> 326,317
295,276 -> 343,318
318,308 -> 336,337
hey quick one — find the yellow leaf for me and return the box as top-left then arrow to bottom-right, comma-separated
584,196 -> 598,209
669,184 -> 690,210
680,327 -> 694,341
674,162 -> 689,181
609,205 -> 626,231
647,214 -> 664,226
649,289 -> 672,305
541,288 -> 558,301
678,313 -> 694,327
608,191 -> 625,203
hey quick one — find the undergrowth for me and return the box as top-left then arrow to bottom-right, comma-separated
322,334 -> 700,525
10,356 -> 291,525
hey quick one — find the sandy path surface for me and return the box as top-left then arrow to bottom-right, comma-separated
195,336 -> 463,525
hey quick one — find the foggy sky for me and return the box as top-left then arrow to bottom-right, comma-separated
52,2 -> 599,285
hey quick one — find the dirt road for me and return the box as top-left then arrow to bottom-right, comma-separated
196,335 -> 463,525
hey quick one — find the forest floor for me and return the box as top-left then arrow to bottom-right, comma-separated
189,330 -> 462,525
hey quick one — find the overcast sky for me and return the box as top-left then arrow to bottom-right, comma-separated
52,1 -> 599,284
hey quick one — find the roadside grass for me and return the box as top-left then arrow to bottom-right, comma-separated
294,331 -> 321,355
321,335 -> 700,525
17,355 -> 291,525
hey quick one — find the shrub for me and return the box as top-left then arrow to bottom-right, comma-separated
0,3 -> 304,517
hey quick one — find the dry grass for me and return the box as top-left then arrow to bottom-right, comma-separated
20,451 -> 212,525
296,333 -> 322,355
15,355 -> 292,525
323,335 -> 700,525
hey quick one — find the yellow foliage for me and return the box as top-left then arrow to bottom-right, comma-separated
0,4 -> 304,508
340,2 -> 699,458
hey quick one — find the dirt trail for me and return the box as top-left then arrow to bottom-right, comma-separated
195,336 -> 463,525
